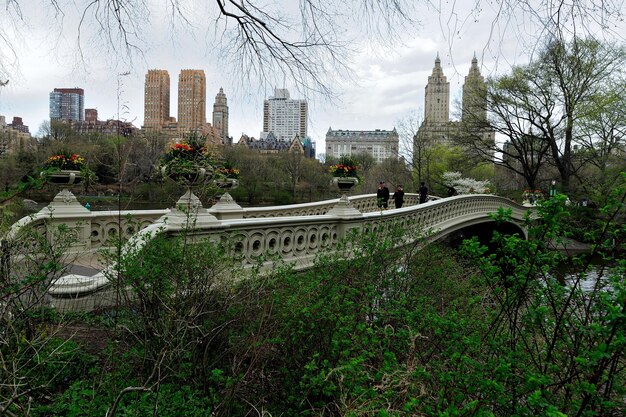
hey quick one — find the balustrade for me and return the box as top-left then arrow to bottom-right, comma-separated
5,192 -> 531,312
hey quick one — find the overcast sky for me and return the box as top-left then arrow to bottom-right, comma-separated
0,1 -> 621,157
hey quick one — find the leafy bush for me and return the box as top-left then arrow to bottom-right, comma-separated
10,184 -> 626,416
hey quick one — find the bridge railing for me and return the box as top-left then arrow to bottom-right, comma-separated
197,194 -> 529,270
239,193 -> 422,218
42,194 -> 530,310
5,191 -> 532,312
4,192 -> 423,253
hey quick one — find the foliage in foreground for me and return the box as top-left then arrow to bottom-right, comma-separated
2,189 -> 625,416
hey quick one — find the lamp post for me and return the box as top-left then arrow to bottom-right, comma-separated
550,179 -> 557,197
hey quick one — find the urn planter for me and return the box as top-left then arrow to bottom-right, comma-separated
328,176 -> 361,217
162,166 -> 211,185
332,176 -> 359,190
43,170 -> 83,185
215,178 -> 239,189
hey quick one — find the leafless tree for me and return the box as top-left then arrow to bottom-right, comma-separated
457,37 -> 626,192
395,109 -> 433,184
0,0 -> 421,97
279,151 -> 306,197
440,0 -> 625,74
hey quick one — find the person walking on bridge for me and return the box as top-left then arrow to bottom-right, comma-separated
392,184 -> 405,208
377,181 -> 390,209
419,182 -> 428,204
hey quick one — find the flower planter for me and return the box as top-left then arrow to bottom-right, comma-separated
43,170 -> 83,185
333,176 -> 359,191
162,166 -> 210,185
215,178 -> 239,189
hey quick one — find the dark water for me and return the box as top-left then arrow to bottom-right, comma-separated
558,258 -> 620,292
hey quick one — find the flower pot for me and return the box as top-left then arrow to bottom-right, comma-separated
333,176 -> 359,191
215,178 -> 239,189
43,170 -> 83,185
162,166 -> 211,185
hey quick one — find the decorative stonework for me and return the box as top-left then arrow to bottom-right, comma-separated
328,177 -> 361,217
44,189 -> 90,215
166,190 -> 218,227
44,194 -> 533,312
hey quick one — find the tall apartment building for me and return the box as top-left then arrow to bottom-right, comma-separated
49,88 -> 84,121
461,55 -> 487,123
143,69 -> 171,128
261,88 -> 307,142
212,87 -> 229,144
0,115 -> 34,158
178,69 -> 206,133
415,54 -> 494,147
424,53 -> 450,124
326,128 -> 399,163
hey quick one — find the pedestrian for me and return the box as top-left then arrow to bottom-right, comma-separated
392,184 -> 405,209
376,181 -> 390,209
419,181 -> 428,204
447,186 -> 457,197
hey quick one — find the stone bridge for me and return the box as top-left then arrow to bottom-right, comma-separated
5,190 -> 532,311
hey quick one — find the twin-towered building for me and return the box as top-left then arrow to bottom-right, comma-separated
143,69 -> 230,144
326,54 -> 491,164
416,53 -> 492,146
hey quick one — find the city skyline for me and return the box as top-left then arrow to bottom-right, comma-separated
0,54 -> 506,149
2,2 -> 617,157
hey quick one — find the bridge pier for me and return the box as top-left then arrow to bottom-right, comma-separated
210,192 -> 244,220
327,194 -> 362,218
42,190 -> 92,253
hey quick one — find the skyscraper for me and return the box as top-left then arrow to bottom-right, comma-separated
49,88 -> 84,121
212,87 -> 229,144
144,69 -> 170,128
178,69 -> 206,133
261,88 -> 307,142
462,54 -> 487,123
414,55 -> 493,150
423,53 -> 450,123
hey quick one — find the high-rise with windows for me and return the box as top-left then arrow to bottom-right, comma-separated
49,88 -> 84,121
178,69 -> 206,133
143,70 -> 170,128
261,88 -> 307,142
212,87 -> 229,144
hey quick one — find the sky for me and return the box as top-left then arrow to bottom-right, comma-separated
0,1 -> 621,158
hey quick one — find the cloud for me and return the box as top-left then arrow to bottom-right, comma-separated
2,0 -> 621,161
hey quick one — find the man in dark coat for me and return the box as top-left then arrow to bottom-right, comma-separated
419,182 -> 428,204
392,184 -> 405,208
377,181 -> 390,209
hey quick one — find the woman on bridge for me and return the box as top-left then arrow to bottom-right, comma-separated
392,185 -> 405,208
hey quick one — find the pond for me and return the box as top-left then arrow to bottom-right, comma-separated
557,257 -> 622,293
